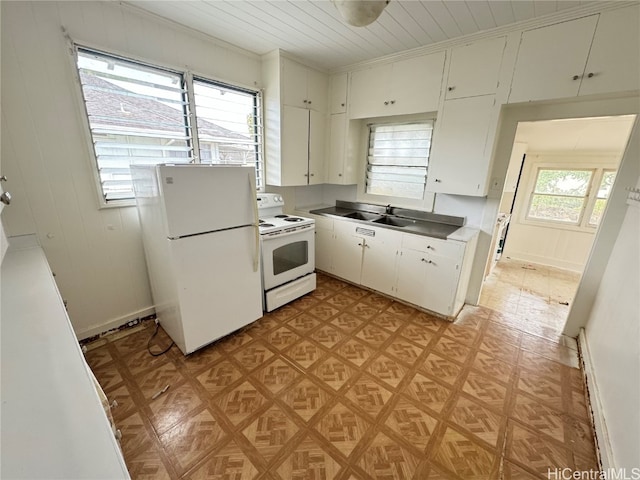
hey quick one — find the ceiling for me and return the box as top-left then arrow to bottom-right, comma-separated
125,0 -> 599,70
515,115 -> 637,153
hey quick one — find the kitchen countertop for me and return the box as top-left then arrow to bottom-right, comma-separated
1,235 -> 130,479
307,204 -> 476,242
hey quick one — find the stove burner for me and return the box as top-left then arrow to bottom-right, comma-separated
275,214 -> 289,218
260,223 -> 275,228
283,217 -> 304,222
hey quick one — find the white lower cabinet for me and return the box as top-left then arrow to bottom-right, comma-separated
395,249 -> 461,316
359,227 -> 401,297
315,218 -> 478,318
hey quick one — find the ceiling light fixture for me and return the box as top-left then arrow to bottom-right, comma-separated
332,0 -> 390,27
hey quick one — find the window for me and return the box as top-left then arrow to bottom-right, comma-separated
526,167 -> 616,228
589,170 -> 616,227
75,47 -> 263,204
365,122 -> 433,200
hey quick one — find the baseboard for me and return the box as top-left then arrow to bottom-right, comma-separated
578,328 -> 615,470
76,306 -> 156,340
502,251 -> 584,273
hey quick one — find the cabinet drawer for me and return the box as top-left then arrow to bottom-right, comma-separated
401,234 -> 463,259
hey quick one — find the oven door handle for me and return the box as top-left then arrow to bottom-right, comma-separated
261,226 -> 314,239
249,172 -> 260,273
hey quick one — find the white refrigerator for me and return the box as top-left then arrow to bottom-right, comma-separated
132,164 -> 263,355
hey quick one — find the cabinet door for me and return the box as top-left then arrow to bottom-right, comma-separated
390,51 -> 445,115
315,228 -> 334,273
308,109 -> 326,184
282,58 -> 309,108
281,105 -> 310,186
361,231 -> 400,296
332,224 -> 363,284
508,15 -> 598,103
423,254 -> 460,316
427,95 -> 496,195
330,73 -> 348,114
396,249 -> 427,307
327,113 -> 347,184
446,37 -> 505,99
579,5 -> 640,96
306,67 -> 328,113
349,64 -> 391,119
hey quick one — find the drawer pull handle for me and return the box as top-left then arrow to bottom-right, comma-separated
421,258 -> 433,264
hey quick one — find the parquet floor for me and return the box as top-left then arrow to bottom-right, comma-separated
85,273 -> 596,479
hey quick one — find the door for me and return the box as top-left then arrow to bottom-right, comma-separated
308,109 -> 326,184
446,37 -> 505,99
396,249 -> 427,307
281,105 -> 310,185
171,226 -> 263,354
315,228 -> 334,273
579,5 -> 640,96
261,226 -> 315,290
361,231 -> 401,296
158,164 -> 257,238
509,16 -> 598,103
332,222 -> 364,284
427,95 -> 496,195
423,254 -> 460,316
390,52 -> 445,115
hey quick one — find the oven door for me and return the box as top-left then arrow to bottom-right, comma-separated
261,226 -> 315,291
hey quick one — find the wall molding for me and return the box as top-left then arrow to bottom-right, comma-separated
578,328 -> 615,470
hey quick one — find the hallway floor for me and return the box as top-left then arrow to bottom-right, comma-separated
480,258 -> 582,345
86,272 -> 595,479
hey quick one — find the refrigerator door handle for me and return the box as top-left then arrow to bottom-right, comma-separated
249,173 -> 260,273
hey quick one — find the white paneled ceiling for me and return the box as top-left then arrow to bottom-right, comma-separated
125,0 -> 598,70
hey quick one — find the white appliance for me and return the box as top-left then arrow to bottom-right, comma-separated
257,194 -> 316,311
132,164 -> 263,355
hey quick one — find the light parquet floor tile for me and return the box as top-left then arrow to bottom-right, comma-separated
85,272 -> 597,479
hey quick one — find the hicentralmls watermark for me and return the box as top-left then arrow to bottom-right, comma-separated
548,468 -> 640,480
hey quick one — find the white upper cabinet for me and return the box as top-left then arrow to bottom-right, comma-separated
427,94 -> 497,196
445,37 -> 506,99
508,15 -> 598,103
329,73 -> 348,114
579,4 -> 640,96
262,51 -> 328,186
349,51 -> 445,119
282,57 -> 328,112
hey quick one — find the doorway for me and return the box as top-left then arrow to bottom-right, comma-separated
480,114 -> 636,339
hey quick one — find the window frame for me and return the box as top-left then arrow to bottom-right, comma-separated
523,162 -> 618,231
71,44 -> 264,209
356,113 -> 437,211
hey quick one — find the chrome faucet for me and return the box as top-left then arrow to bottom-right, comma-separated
386,204 -> 392,214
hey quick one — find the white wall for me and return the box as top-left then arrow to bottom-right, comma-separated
0,1 -> 261,338
583,177 -> 640,470
503,152 -> 622,272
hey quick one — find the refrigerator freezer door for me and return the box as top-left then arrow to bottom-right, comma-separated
159,165 -> 257,238
169,226 -> 262,354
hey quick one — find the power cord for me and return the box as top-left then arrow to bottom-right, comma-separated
147,321 -> 174,356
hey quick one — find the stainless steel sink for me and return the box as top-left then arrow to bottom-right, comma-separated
343,211 -> 384,221
372,215 -> 417,227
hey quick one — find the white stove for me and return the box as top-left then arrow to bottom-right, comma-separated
256,194 -> 316,311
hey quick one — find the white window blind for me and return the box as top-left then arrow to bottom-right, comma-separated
192,79 -> 264,190
76,48 -> 192,202
75,47 -> 264,203
366,122 -> 433,200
